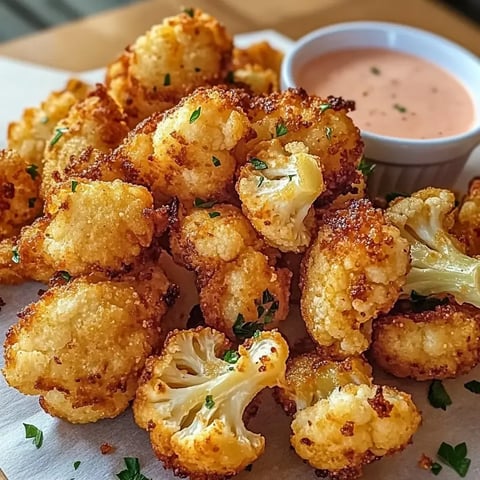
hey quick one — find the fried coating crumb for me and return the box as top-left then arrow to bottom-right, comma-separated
106,8 -> 233,127
100,442 -> 115,455
199,247 -> 291,340
372,302 -> 480,380
41,84 -> 129,196
418,453 -> 433,470
301,199 -> 409,358
0,149 -> 42,240
454,177 -> 480,256
3,265 -> 172,423
8,79 -> 90,172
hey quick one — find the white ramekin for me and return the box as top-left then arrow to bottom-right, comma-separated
281,22 -> 480,196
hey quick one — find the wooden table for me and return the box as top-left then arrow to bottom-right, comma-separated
0,0 -> 479,71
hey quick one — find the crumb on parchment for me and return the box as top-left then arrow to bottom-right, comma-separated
100,442 -> 115,455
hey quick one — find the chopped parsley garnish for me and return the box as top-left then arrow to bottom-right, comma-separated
233,313 -> 265,340
464,380 -> 480,394
223,350 -> 239,364
370,66 -> 381,75
428,380 -> 452,411
393,103 -> 407,113
225,70 -> 235,83
193,198 -> 216,209
325,126 -> 332,140
319,103 -> 332,113
183,7 -> 194,17
11,247 -> 20,264
385,191 -> 408,203
73,461 -> 81,470
437,442 -> 471,477
410,290 -> 448,312
257,176 -> 265,188
23,423 -> 43,448
208,211 -> 220,218
28,197 -> 37,208
189,107 -> 201,123
59,271 -> 72,282
249,157 -> 268,170
288,174 -> 296,182
71,180 -> 78,192
212,156 -> 221,167
163,73 -> 171,86
275,123 -> 288,137
49,127 -> 69,147
26,164 -> 39,180
205,395 -> 215,409
357,157 -> 376,177
431,462 -> 443,475
116,457 -> 150,480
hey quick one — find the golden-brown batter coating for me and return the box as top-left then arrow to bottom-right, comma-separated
301,199 -> 409,358
454,177 -> 480,256
372,302 -> 480,380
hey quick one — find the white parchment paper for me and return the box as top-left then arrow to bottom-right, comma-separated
1,30 -> 479,480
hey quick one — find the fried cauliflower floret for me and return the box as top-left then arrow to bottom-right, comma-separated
106,8 -> 233,127
386,187 -> 480,307
170,202 -> 265,272
301,199 -> 409,358
372,302 -> 480,380
277,353 -> 372,414
454,177 -> 480,256
0,149 -> 42,240
237,140 -> 324,252
199,248 -> 291,340
291,384 -> 421,478
235,89 -> 363,204
111,87 -> 250,204
3,265 -> 173,423
133,328 -> 289,479
0,237 -> 25,284
8,79 -> 90,172
16,179 -> 160,277
41,84 -> 129,196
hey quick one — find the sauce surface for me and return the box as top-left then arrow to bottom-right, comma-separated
297,48 -> 475,139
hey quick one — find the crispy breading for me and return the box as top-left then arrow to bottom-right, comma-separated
110,87 -> 250,204
199,247 -> 291,340
291,384 -> 421,478
372,302 -> 480,380
301,199 -> 409,358
7,79 -> 90,172
15,179 -> 160,278
454,177 -> 480,255
106,8 -> 233,127
169,202 -> 265,273
235,88 -> 364,204
0,237 -> 26,284
0,149 -> 42,240
3,264 -> 172,423
41,84 -> 129,196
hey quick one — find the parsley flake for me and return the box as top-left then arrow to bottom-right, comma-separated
437,442 -> 471,477
319,103 -> 332,113
193,198 -> 216,209
163,73 -> 171,86
28,197 -> 37,208
393,103 -> 407,113
11,247 -> 20,264
49,127 -> 69,147
183,7 -> 194,17
233,313 -> 265,340
116,457 -> 150,480
73,461 -> 81,470
59,271 -> 72,282
223,350 -> 239,364
189,107 -> 201,123
205,395 -> 215,409
257,176 -> 265,188
325,126 -> 332,140
410,291 -> 448,312
23,423 -> 43,448
249,158 -> 268,170
26,164 -> 39,180
428,380 -> 452,411
464,380 -> 480,394
275,123 -> 288,137
208,211 -> 220,218
288,174 -> 296,182
357,157 -> 376,177
370,66 -> 381,75
212,156 -> 221,167
225,70 -> 235,83
431,462 -> 443,475
71,180 -> 78,192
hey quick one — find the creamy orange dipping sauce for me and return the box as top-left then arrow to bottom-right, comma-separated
297,48 -> 475,139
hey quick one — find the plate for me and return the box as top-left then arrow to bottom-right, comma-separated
0,30 -> 479,480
